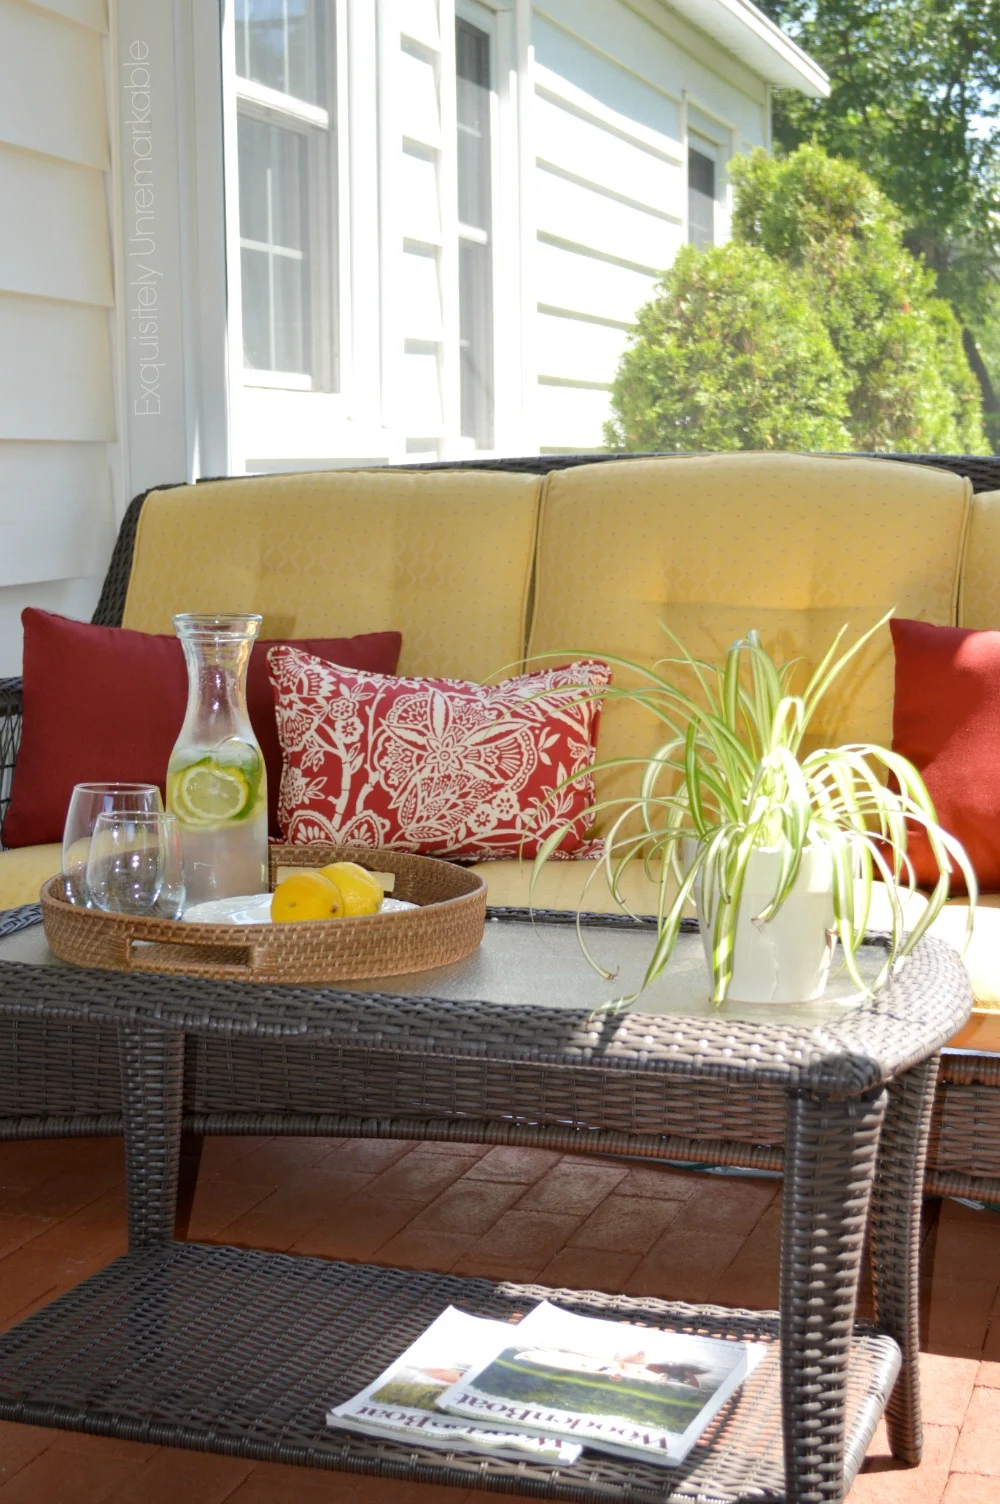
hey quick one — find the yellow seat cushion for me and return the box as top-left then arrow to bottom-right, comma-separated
958,489 -> 1000,628
122,469 -> 543,682
528,454 -> 971,836
469,856 -> 664,916
0,844 -> 61,908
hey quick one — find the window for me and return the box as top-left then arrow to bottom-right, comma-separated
456,15 -> 494,449
236,0 -> 321,103
688,146 -> 716,249
234,0 -> 333,386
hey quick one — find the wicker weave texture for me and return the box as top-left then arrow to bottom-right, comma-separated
928,1077 -> 1000,1175
0,901 -> 951,1490
0,926 -> 970,1094
0,1241 -> 900,1502
0,903 -> 987,1195
781,1088 -> 888,1502
0,678 -> 21,842
40,849 -> 487,984
868,1059 -> 940,1464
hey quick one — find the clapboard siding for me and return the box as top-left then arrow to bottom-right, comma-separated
534,92 -> 681,213
0,296 -> 114,442
536,239 -> 658,326
0,0 -> 114,675
0,443 -> 113,587
0,145 -> 112,306
23,0 -> 106,29
534,18 -> 681,149
536,313 -> 629,386
537,0 -> 767,143
0,576 -> 105,669
535,165 -> 682,271
530,0 -> 770,450
0,0 -> 108,169
536,382 -> 614,448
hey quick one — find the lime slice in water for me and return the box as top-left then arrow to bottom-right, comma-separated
171,762 -> 251,826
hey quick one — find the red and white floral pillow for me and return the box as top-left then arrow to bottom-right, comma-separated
266,646 -> 612,859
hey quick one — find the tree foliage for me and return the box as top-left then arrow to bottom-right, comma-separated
731,146 -> 985,451
607,146 -> 987,455
605,241 -> 851,452
757,1 -> 1000,435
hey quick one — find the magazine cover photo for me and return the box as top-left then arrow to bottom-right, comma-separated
438,1302 -> 765,1464
470,1335 -> 738,1430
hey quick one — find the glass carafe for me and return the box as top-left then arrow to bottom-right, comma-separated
167,613 -> 267,905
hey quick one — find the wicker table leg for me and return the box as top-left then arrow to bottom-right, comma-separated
868,1057 -> 940,1465
117,1024 -> 185,1250
781,1086 -> 888,1504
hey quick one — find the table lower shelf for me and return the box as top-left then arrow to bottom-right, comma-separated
0,1243 -> 899,1503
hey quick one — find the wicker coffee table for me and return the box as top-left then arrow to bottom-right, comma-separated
0,905 -> 973,1503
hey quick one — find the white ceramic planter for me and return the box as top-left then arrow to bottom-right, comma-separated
685,840 -> 836,1004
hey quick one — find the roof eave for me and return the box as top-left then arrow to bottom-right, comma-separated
665,0 -> 830,98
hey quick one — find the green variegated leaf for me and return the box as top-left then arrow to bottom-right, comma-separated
531,614 -> 974,1008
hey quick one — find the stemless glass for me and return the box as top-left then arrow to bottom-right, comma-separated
62,783 -> 163,905
85,811 -> 185,920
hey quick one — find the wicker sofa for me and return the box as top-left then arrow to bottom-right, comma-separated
1,449 -> 999,1201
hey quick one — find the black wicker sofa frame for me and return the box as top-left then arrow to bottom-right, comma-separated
1,450 -> 999,1206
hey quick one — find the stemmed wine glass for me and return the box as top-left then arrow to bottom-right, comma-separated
61,783 -> 162,905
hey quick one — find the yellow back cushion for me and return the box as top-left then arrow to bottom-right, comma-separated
958,490 -> 1000,628
527,454 -> 971,834
123,469 -> 543,681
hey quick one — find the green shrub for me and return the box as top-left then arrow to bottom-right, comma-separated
608,145 -> 987,454
604,242 -> 851,453
731,146 -> 986,452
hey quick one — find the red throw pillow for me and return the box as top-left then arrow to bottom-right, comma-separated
890,616 -> 1000,892
267,646 -> 611,858
3,609 -> 402,847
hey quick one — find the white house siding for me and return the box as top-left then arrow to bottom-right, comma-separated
530,0 -> 769,452
0,0 -> 116,674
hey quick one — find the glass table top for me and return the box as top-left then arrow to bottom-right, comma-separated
0,913 -> 893,1028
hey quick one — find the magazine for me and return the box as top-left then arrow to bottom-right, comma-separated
327,1306 -> 582,1465
436,1300 -> 767,1468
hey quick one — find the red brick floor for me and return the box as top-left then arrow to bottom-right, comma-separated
0,1134 -> 997,1502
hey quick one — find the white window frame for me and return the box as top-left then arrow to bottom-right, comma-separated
687,132 -> 719,249
230,7 -> 338,391
685,100 -> 740,247
235,85 -> 333,391
223,0 -> 364,475
111,0 -> 530,487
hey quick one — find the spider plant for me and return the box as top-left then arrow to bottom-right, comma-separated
530,612 -> 975,1005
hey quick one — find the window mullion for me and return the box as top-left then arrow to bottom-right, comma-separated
232,0 -> 336,394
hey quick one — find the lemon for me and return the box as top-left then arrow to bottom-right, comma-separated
271,871 -> 344,922
169,760 -> 253,827
318,861 -> 383,916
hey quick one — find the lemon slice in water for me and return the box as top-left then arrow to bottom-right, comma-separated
171,762 -> 251,826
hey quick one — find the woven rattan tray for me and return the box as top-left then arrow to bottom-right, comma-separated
39,845 -> 486,984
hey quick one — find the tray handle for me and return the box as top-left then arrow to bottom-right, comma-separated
125,926 -> 262,978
